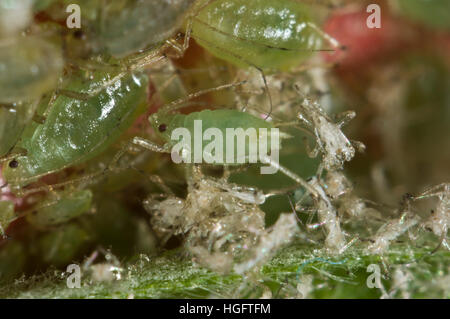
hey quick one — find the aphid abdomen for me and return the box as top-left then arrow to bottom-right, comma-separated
192,0 -> 322,71
3,72 -> 149,185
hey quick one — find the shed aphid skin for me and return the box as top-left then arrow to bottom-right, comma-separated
322,170 -> 383,221
304,176 -> 346,252
368,206 -> 421,255
145,165 -> 298,274
293,84 -> 364,171
413,183 -> 450,250
82,249 -> 124,283
2,70 -> 149,188
144,166 -> 266,273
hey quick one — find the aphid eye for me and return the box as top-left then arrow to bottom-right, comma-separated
8,159 -> 19,168
158,124 -> 167,132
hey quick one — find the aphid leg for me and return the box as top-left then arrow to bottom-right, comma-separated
334,110 -> 356,128
259,154 -> 320,200
52,49 -> 168,103
15,170 -> 108,198
157,0 -> 207,60
412,183 -> 449,252
106,139 -> 174,195
350,140 -> 366,153
412,183 -> 449,200
287,193 -> 303,225
129,137 -> 171,154
303,136 -> 320,159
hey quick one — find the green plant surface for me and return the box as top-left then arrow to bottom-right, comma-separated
1,242 -> 448,299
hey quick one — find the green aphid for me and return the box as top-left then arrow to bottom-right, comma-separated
151,108 -> 277,165
35,0 -> 195,58
0,37 -> 63,103
131,106 -> 319,197
0,101 -> 39,156
36,223 -> 91,267
26,189 -> 93,228
192,0 -> 326,71
0,200 -> 15,237
97,0 -> 195,58
2,70 -> 149,186
395,0 -> 450,30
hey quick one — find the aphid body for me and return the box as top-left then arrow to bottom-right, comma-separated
192,0 -> 324,71
2,71 -> 149,186
150,108 -> 279,165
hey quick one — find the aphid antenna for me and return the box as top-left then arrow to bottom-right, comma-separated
157,81 -> 247,115
412,183 -> 449,201
191,33 -> 275,119
243,100 -> 307,127
66,57 -> 122,73
0,148 -> 28,164
14,167 -> 109,198
242,105 -> 316,138
363,198 -> 397,211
